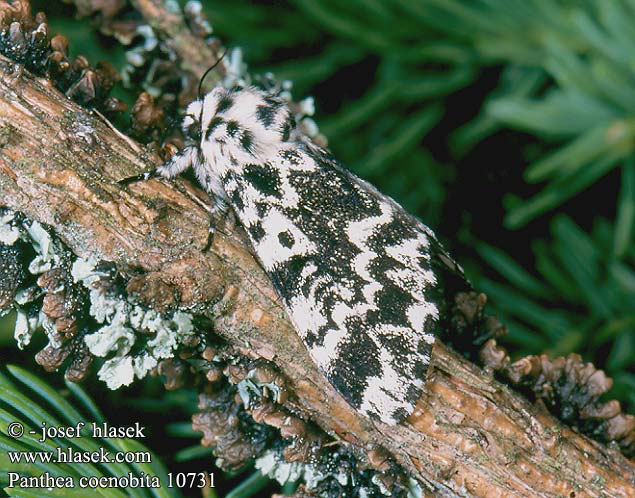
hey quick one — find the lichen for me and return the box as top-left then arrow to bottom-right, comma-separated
13,308 -> 43,349
1,212 -> 66,349
74,257 -> 198,389
25,220 -> 58,274
222,47 -> 249,89
84,323 -> 135,357
0,211 -> 20,245
2,209 -> 202,390
121,24 -> 159,91
253,447 -> 408,498
256,450 -> 304,484
407,478 -> 423,498
237,368 -> 287,407
97,355 -> 135,389
184,1 -> 212,37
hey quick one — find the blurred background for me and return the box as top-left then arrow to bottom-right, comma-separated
1,1 -> 634,496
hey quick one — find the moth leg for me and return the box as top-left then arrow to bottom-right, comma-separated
118,147 -> 195,185
203,199 -> 231,252
155,147 -> 196,179
155,147 -> 229,252
118,169 -> 159,185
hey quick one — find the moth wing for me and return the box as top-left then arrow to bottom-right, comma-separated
226,141 -> 464,424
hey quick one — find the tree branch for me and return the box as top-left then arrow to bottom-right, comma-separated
1,55 -> 634,498
130,0 -> 223,87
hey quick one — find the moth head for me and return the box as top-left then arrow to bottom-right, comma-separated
198,87 -> 297,158
182,99 -> 204,145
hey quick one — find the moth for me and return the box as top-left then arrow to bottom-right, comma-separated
125,86 -> 468,425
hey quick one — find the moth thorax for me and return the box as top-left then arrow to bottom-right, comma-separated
203,88 -> 296,160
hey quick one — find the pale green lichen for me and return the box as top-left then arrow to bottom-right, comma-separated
236,378 -> 262,408
302,118 -> 319,138
2,214 -> 60,348
254,448 -> 423,497
121,24 -> 160,93
75,257 -> 197,390
255,450 -> 378,497
133,353 -> 158,377
25,220 -> 58,274
41,316 -> 63,349
299,96 -> 315,116
297,96 -> 320,139
236,369 -> 286,407
84,323 -> 136,357
185,1 -> 212,34
407,478 -> 423,498
0,211 -> 20,245
371,474 -> 392,496
255,450 -> 304,485
303,463 -> 349,490
14,309 -> 43,350
222,47 -> 249,89
70,256 -> 102,285
165,0 -> 181,14
97,356 -> 135,389
90,286 -> 128,324
146,311 -> 195,357
4,218 -> 199,389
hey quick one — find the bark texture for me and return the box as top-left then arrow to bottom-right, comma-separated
1,55 -> 634,498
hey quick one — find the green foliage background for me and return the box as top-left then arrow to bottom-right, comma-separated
1,0 -> 635,496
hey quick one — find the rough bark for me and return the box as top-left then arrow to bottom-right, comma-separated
1,55 -> 634,498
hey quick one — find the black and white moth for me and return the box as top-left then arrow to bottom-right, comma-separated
144,86 -> 468,425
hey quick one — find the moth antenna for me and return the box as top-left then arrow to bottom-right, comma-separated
198,48 -> 229,99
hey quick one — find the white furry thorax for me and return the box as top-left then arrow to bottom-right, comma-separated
193,87 -> 294,168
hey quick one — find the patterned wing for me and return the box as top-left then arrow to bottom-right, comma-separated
221,139 -> 461,424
